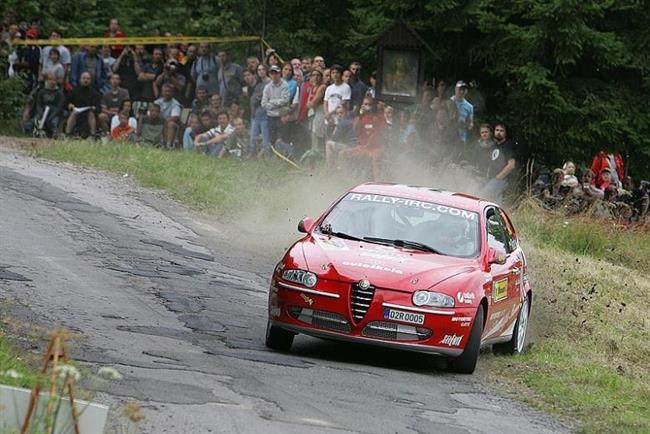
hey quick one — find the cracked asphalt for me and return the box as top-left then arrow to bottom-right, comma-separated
0,147 -> 568,434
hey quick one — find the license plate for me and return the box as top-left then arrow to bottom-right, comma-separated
383,308 -> 425,325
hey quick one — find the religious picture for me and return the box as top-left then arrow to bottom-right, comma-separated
381,50 -> 419,98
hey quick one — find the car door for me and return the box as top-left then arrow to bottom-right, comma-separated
483,208 -> 518,339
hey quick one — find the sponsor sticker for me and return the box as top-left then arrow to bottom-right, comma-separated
300,293 -> 314,306
346,193 -> 478,221
358,250 -> 407,263
451,316 -> 472,322
493,278 -> 508,302
439,334 -> 463,347
342,261 -> 403,275
456,291 -> 475,304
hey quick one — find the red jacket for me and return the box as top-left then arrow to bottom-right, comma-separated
354,113 -> 386,150
103,30 -> 126,58
591,151 -> 624,187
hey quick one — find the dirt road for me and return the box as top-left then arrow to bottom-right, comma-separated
0,146 -> 567,433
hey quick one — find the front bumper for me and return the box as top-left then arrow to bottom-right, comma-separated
269,279 -> 478,357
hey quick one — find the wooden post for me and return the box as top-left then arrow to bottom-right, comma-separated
20,331 -> 81,434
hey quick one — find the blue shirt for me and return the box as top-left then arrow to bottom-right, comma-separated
451,96 -> 474,142
285,78 -> 298,101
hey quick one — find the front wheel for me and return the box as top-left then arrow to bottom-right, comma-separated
493,294 -> 530,355
447,306 -> 484,374
265,319 -> 295,351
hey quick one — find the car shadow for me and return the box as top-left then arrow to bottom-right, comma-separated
287,335 -> 450,374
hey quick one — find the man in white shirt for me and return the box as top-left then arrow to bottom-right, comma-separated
193,111 -> 234,156
153,84 -> 182,148
324,64 -> 351,124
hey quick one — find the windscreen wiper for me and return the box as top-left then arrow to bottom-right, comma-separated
319,225 -> 365,242
363,237 -> 442,254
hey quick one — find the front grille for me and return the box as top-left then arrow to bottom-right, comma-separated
362,321 -> 432,341
350,283 -> 375,322
288,306 -> 351,333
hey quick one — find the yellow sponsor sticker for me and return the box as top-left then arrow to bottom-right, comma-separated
493,278 -> 508,302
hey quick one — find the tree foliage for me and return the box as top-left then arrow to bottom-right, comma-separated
2,0 -> 649,174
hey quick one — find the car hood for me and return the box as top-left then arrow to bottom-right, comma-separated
299,235 -> 477,292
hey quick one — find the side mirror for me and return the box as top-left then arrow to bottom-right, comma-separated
487,247 -> 507,266
298,217 -> 315,233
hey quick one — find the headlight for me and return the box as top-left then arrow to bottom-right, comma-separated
282,269 -> 318,288
412,290 -> 455,308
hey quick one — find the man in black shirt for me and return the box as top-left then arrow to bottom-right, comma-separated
65,72 -> 101,137
479,122 -> 516,202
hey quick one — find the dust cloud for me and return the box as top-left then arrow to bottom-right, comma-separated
226,150 -> 484,257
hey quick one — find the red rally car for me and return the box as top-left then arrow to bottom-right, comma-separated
265,183 -> 532,374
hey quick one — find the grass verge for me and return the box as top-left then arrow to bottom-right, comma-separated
23,138 -> 650,432
0,331 -> 38,389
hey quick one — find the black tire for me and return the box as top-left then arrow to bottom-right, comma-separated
493,294 -> 530,355
265,319 -> 295,351
448,306 -> 484,374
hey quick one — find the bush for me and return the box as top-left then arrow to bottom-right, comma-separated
0,59 -> 26,120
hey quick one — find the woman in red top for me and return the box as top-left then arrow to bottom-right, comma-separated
340,96 -> 386,180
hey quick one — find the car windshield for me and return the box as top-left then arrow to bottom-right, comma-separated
319,192 -> 480,258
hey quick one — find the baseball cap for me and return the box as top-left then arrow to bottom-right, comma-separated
455,80 -> 468,88
269,65 -> 281,73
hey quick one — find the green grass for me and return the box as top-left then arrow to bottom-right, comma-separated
0,332 -> 38,389
22,138 -> 650,432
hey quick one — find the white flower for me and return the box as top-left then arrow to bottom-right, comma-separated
2,369 -> 23,379
98,366 -> 123,380
54,364 -> 80,382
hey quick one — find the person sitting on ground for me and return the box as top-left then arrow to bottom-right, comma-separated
591,148 -> 624,188
23,73 -> 65,138
207,93 -> 222,119
182,114 -> 201,151
198,110 -> 215,133
325,106 -> 356,169
339,96 -> 386,180
574,168 -> 604,201
137,103 -> 164,147
220,117 -> 249,159
191,86 -> 210,115
109,100 -> 137,134
65,71 -> 101,138
541,168 -> 567,207
620,176 -> 649,221
596,167 -> 613,190
100,73 -> 130,132
193,110 -> 234,156
111,112 -> 136,141
153,83 -> 182,149
561,161 -> 580,189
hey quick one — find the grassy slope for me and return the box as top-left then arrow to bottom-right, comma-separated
0,332 -> 38,389
28,140 -> 650,433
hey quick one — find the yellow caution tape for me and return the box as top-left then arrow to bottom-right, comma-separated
270,145 -> 302,169
261,38 -> 285,64
12,35 -> 261,46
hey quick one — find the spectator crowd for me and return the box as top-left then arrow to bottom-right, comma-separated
2,15 -> 648,224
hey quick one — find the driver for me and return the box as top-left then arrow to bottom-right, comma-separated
412,213 -> 475,256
